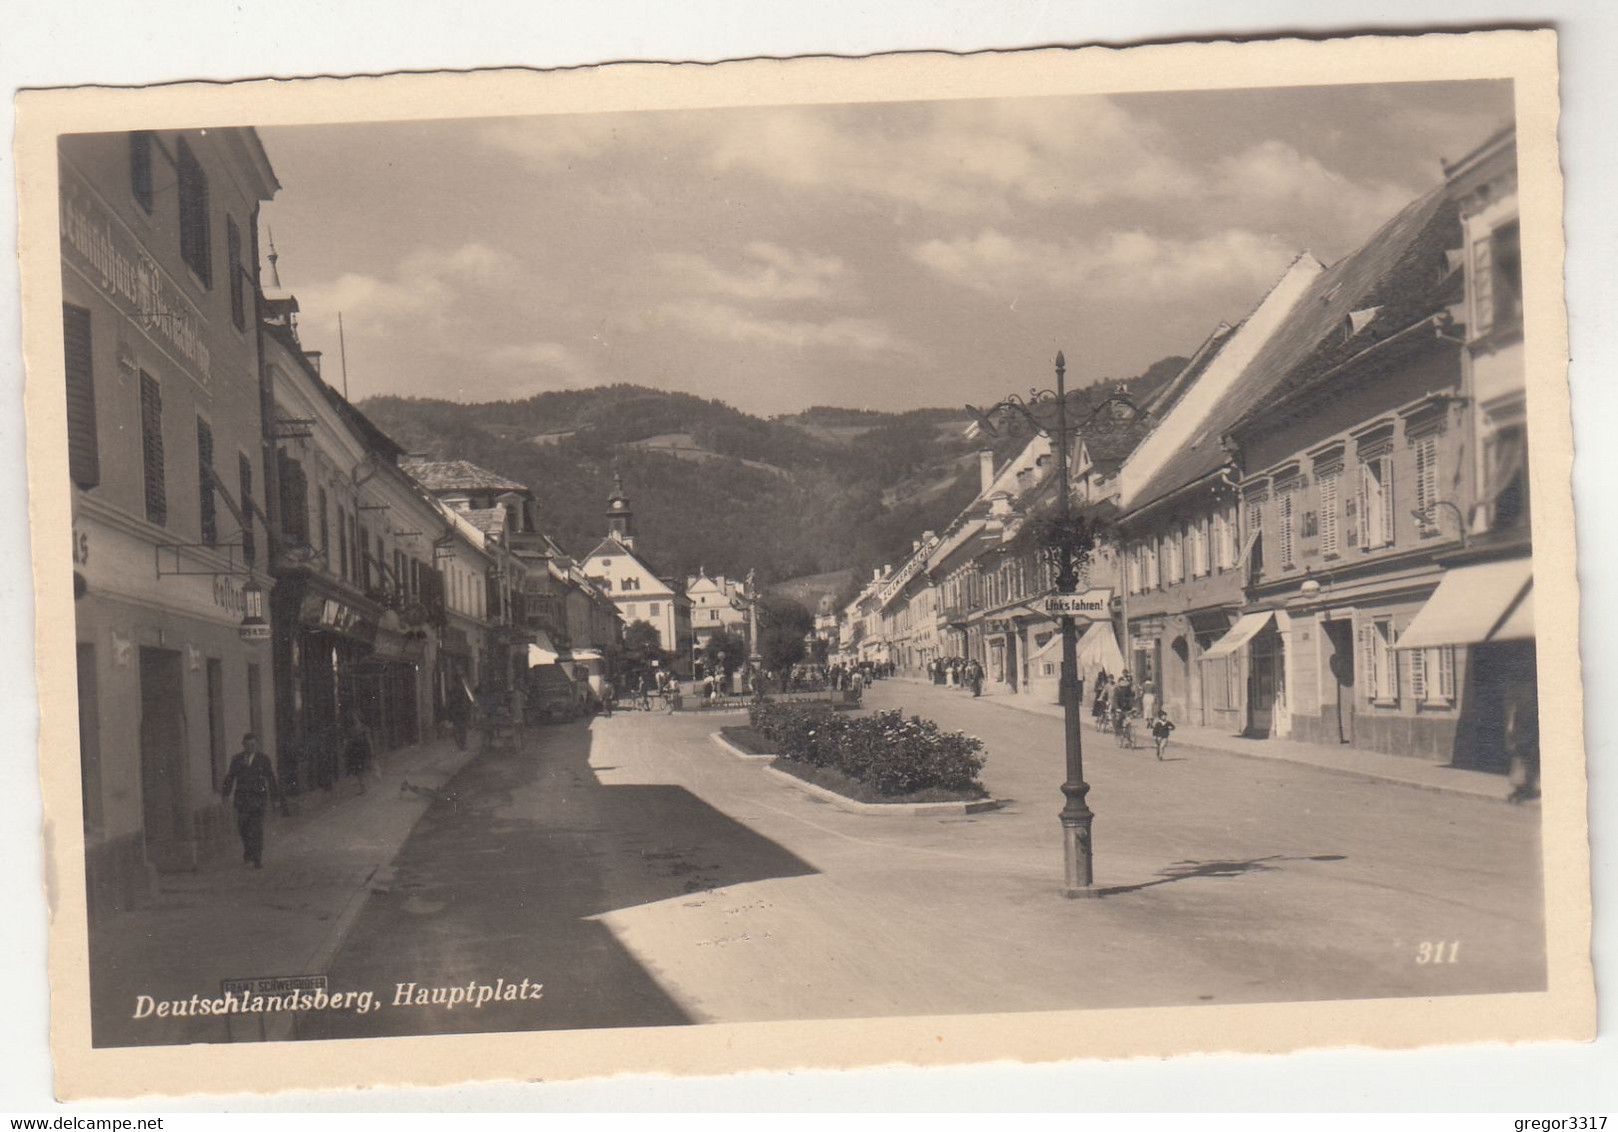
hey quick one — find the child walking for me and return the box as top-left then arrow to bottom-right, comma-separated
1150,708 -> 1175,762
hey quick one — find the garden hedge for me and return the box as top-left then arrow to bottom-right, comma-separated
747,701 -> 985,796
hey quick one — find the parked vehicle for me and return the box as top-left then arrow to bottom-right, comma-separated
525,663 -> 587,722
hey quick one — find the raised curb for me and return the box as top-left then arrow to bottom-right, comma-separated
762,764 -> 1003,817
956,686 -> 1518,805
710,730 -> 776,761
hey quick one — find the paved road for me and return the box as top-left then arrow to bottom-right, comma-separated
299,683 -> 1544,1040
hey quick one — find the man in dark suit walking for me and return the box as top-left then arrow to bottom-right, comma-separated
220,732 -> 288,868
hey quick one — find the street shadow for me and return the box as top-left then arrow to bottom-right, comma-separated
1098,853 -> 1347,897
299,719 -> 818,1040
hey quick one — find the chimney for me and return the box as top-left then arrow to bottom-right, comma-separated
978,450 -> 995,494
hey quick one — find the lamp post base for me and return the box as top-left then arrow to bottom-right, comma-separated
1060,809 -> 1096,897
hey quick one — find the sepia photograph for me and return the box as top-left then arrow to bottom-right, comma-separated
15,31 -> 1592,1100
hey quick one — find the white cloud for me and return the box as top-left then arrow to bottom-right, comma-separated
912,227 -> 1295,301
655,241 -> 846,302
489,340 -> 587,373
654,298 -> 913,356
296,241 -> 521,337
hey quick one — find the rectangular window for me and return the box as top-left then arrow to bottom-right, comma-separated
129,131 -> 154,213
1471,235 -> 1494,336
337,506 -> 349,579
279,454 -> 308,548
1412,645 -> 1457,704
196,418 -> 216,544
227,216 -> 246,331
1491,221 -> 1522,330
139,371 -> 166,524
177,137 -> 212,287
238,453 -> 255,565
650,602 -> 661,617
1319,470 -> 1341,557
318,487 -> 330,560
62,304 -> 100,490
1361,620 -> 1398,704
1414,434 -> 1440,533
1277,486 -> 1296,567
1358,454 -> 1394,550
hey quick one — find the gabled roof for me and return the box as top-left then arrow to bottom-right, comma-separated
460,507 -> 508,539
1121,187 -> 1457,516
401,458 -> 530,494
582,535 -> 678,591
1116,251 -> 1328,515
1238,189 -> 1462,418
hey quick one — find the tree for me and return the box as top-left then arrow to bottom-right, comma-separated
758,595 -> 814,672
701,629 -> 749,679
621,620 -> 667,684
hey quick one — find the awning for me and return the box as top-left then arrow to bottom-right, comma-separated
1028,621 -> 1126,678
1397,558 -> 1533,650
1200,610 -> 1275,661
527,631 -> 561,666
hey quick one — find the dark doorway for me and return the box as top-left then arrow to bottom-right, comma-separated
206,658 -> 226,791
77,643 -> 103,838
1172,636 -> 1191,721
138,647 -> 191,867
1248,629 -> 1280,738
1323,619 -> 1357,745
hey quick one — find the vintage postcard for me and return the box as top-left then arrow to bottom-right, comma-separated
16,30 -> 1591,1101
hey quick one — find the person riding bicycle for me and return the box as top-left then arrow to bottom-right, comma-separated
1111,673 -> 1137,747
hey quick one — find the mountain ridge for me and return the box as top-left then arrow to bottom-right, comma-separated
358,358 -> 1185,601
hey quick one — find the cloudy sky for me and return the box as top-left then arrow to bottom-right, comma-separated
257,80 -> 1511,416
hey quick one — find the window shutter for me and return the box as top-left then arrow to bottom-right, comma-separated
227,217 -> 245,330
1357,462 -> 1372,548
1380,454 -> 1396,547
139,371 -> 166,525
1410,644 -> 1427,701
238,453 -> 255,565
1319,472 -> 1339,556
1438,646 -> 1456,700
129,132 -> 154,213
1359,624 -> 1375,702
62,304 -> 100,490
196,418 -> 216,544
177,138 -> 212,287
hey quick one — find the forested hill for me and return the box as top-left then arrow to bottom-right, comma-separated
358,357 -> 1184,599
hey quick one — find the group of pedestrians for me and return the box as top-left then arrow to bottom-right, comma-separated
1090,670 -> 1176,760
929,656 -> 985,696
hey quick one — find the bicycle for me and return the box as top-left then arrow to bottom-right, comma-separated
1113,707 -> 1136,749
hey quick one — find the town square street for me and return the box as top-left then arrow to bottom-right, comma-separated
296,680 -> 1545,1041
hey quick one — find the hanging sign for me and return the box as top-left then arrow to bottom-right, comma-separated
1041,588 -> 1113,619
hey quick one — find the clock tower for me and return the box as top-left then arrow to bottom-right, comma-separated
606,472 -> 634,547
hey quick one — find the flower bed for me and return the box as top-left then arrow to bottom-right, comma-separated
747,701 -> 986,798
718,725 -> 778,756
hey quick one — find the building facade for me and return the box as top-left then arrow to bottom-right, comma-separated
580,477 -> 693,672
63,128 -> 281,912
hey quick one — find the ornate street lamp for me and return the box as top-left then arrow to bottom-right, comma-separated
967,351 -> 1108,897
239,577 -> 270,642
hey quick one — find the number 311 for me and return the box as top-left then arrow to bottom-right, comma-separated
1416,941 -> 1460,964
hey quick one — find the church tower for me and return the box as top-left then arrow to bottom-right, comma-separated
606,472 -> 634,548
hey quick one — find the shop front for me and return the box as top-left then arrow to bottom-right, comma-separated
74,503 -> 277,912
270,573 -> 379,794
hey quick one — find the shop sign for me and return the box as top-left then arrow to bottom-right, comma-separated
1041,588 -> 1113,619
213,574 -> 248,616
60,168 -> 212,386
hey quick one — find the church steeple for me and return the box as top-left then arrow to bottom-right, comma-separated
606,473 -> 634,547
